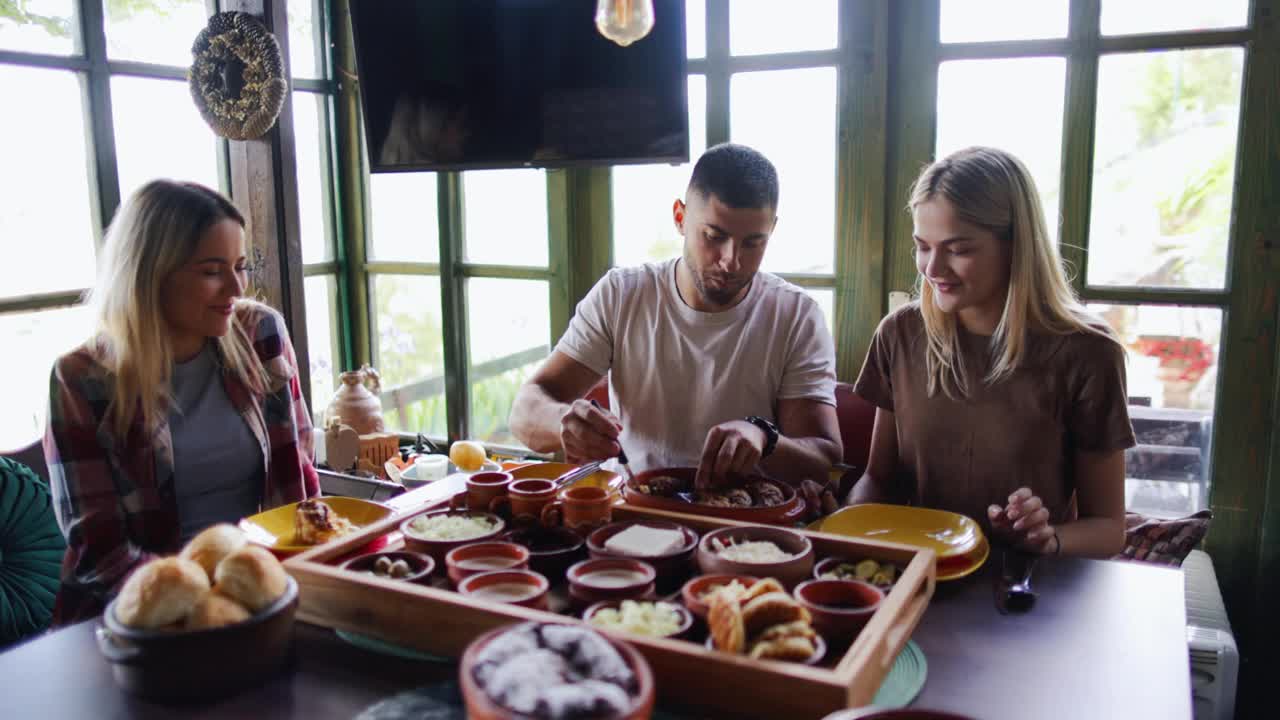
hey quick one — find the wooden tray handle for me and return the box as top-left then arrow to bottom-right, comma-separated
874,553 -> 934,670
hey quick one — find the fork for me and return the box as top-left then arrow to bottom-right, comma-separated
995,549 -> 1039,614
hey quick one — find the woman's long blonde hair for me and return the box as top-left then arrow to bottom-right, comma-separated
910,146 -> 1118,400
87,180 -> 270,437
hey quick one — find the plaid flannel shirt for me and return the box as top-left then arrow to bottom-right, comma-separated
43,301 -> 319,625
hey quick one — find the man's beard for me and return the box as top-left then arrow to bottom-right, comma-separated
691,268 -> 750,307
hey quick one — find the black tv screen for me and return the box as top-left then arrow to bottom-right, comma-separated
350,0 -> 689,173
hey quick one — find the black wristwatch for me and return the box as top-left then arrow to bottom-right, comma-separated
745,416 -> 780,458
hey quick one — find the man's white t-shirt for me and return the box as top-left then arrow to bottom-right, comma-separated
555,258 -> 836,473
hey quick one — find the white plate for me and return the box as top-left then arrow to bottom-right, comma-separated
401,459 -> 502,487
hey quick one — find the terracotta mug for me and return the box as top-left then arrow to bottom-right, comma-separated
493,478 -> 559,523
449,471 -> 513,513
541,485 -> 613,533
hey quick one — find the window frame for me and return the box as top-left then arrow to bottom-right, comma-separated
0,0 -> 231,323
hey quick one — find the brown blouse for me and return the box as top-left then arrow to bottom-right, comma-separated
853,303 -> 1136,528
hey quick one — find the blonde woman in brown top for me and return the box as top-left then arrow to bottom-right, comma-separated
848,147 -> 1135,558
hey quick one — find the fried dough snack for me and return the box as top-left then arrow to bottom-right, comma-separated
741,592 -> 811,638
707,589 -> 746,654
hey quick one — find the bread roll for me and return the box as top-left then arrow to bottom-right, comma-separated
180,523 -> 247,582
214,544 -> 289,612
115,557 -> 211,629
186,590 -> 253,630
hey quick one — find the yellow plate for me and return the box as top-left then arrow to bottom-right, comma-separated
807,503 -> 984,560
509,461 -> 622,494
239,497 -> 394,556
936,534 -> 990,582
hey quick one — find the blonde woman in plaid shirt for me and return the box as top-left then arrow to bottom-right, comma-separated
43,180 -> 318,624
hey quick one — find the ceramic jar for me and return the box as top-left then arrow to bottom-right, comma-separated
324,365 -> 385,435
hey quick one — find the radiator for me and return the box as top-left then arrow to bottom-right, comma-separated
1183,549 -> 1238,720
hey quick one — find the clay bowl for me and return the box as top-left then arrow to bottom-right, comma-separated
587,520 -> 699,593
400,510 -> 506,564
583,599 -> 696,641
97,576 -> 298,702
457,569 -> 550,611
793,578 -> 885,644
459,622 -> 656,720
679,574 -> 760,621
821,710 -> 977,720
445,542 -> 531,587
704,632 -> 827,666
695,526 -> 815,589
567,558 -> 657,611
813,557 -> 900,590
500,525 -> 587,579
623,467 -> 803,524
341,550 -> 435,585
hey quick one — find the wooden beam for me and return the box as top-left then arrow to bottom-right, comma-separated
1218,1 -> 1280,715
437,173 -> 469,442
78,0 -> 120,242
1057,0 -> 1101,292
223,0 -> 311,402
835,0 -> 889,381
882,0 -> 938,298
704,0 -> 730,147
331,0 -> 370,369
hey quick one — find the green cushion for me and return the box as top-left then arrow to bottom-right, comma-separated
0,457 -> 65,648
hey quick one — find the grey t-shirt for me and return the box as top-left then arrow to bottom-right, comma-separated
555,258 -> 836,474
170,344 -> 263,542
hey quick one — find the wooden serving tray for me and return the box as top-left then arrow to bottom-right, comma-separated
285,503 -> 935,719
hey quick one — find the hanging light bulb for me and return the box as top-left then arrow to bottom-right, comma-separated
595,0 -> 655,47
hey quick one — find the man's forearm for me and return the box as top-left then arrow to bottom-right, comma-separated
761,435 -> 841,485
509,384 -> 568,454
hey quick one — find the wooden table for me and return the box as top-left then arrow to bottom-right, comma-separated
0,556 -> 1190,720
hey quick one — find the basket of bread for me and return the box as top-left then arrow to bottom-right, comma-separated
94,523 -> 298,701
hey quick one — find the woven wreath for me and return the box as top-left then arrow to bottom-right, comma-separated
189,11 -> 288,141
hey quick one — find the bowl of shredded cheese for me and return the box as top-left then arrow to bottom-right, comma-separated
695,526 -> 814,589
584,599 -> 694,640
401,510 -> 506,562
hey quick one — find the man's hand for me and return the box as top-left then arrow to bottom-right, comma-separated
695,420 -> 767,488
559,399 -> 622,464
799,477 -> 839,522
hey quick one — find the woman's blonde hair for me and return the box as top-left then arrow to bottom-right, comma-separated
87,180 -> 269,437
909,146 -> 1118,400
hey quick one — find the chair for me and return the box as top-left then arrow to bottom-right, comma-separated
833,382 -> 876,498
0,441 -> 66,649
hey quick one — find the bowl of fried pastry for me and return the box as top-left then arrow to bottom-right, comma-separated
96,524 -> 298,702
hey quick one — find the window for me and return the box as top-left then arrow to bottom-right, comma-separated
0,0 -> 78,55
291,1 -> 344,425
935,58 -> 1066,242
612,76 -> 706,268
0,0 -> 234,448
1089,48 -> 1243,289
940,0 -> 1068,43
612,0 -> 841,335
729,0 -> 837,56
112,76 -> 222,196
1100,0 -> 1249,37
359,167 -> 554,447
934,2 -> 1252,516
373,275 -> 447,439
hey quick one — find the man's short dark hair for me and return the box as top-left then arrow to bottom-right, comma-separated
686,143 -> 779,211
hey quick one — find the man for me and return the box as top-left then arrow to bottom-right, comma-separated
509,143 -> 841,511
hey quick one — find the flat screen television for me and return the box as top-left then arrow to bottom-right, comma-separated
350,0 -> 689,173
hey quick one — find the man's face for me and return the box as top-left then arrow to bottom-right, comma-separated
674,191 -> 776,308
